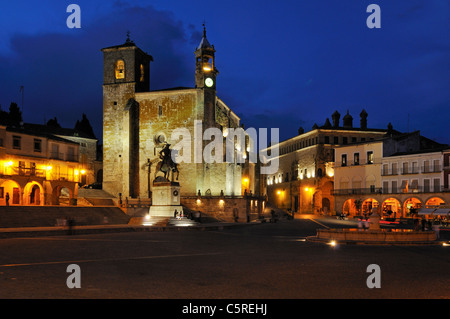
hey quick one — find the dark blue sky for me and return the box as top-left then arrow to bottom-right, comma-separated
0,0 -> 449,145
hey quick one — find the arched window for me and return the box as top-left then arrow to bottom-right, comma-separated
202,56 -> 212,72
115,60 -> 125,79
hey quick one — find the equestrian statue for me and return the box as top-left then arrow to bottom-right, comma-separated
155,143 -> 179,182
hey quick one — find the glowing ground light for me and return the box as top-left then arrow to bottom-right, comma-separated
142,214 -> 154,226
329,240 -> 337,247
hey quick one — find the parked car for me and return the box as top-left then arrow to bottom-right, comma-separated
82,182 -> 102,189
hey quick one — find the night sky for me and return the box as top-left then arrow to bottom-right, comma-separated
0,0 -> 449,145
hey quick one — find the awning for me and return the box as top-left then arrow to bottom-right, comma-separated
417,208 -> 436,215
433,209 -> 450,215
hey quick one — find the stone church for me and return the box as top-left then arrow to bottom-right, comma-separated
101,28 -> 254,200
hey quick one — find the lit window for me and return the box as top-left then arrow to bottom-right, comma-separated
115,60 -> 125,79
354,153 -> 360,165
202,57 -> 212,72
140,64 -> 144,82
367,151 -> 374,164
341,154 -> 347,167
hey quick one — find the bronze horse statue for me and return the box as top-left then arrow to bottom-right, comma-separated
155,143 -> 179,181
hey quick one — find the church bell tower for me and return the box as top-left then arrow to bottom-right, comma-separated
195,25 -> 218,90
195,25 -> 218,128
101,34 -> 153,198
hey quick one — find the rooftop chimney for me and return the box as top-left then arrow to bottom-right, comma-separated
360,109 -> 368,129
331,111 -> 340,128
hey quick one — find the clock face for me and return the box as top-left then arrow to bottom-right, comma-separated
205,77 -> 214,87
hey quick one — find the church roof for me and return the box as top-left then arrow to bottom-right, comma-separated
101,33 -> 154,60
23,123 -> 97,140
197,25 -> 213,50
5,125 -> 81,145
101,34 -> 137,50
198,37 -> 212,50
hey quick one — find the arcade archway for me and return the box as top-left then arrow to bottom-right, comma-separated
425,197 -> 445,207
24,182 -> 44,206
381,198 -> 402,218
0,180 -> 21,205
342,199 -> 359,217
52,185 -> 74,206
362,198 -> 379,215
403,197 -> 422,217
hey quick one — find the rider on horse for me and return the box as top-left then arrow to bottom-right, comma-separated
157,143 -> 179,181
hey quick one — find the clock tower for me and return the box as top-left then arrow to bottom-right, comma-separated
195,25 -> 218,128
195,25 -> 218,90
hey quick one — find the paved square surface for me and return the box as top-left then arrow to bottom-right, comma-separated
0,218 -> 448,299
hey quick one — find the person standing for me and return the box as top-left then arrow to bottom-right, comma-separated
358,218 -> 363,231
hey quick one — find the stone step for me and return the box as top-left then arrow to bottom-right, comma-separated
0,206 -> 130,228
77,188 -> 115,198
84,198 -> 116,206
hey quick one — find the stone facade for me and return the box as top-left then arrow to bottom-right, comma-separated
0,125 -> 80,206
21,122 -> 101,186
182,194 -> 265,223
101,30 -> 254,202
333,132 -> 450,217
262,110 -> 389,214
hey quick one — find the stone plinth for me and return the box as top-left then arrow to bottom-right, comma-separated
149,181 -> 183,217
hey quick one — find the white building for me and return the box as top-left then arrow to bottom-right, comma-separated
333,131 -> 450,218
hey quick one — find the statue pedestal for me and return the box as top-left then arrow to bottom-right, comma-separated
149,181 -> 183,217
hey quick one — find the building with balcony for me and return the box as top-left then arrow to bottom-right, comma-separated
262,110 -> 390,214
0,124 -> 82,206
334,131 -> 450,218
23,122 -> 102,186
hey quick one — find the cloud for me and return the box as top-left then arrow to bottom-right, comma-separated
0,3 -> 196,142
